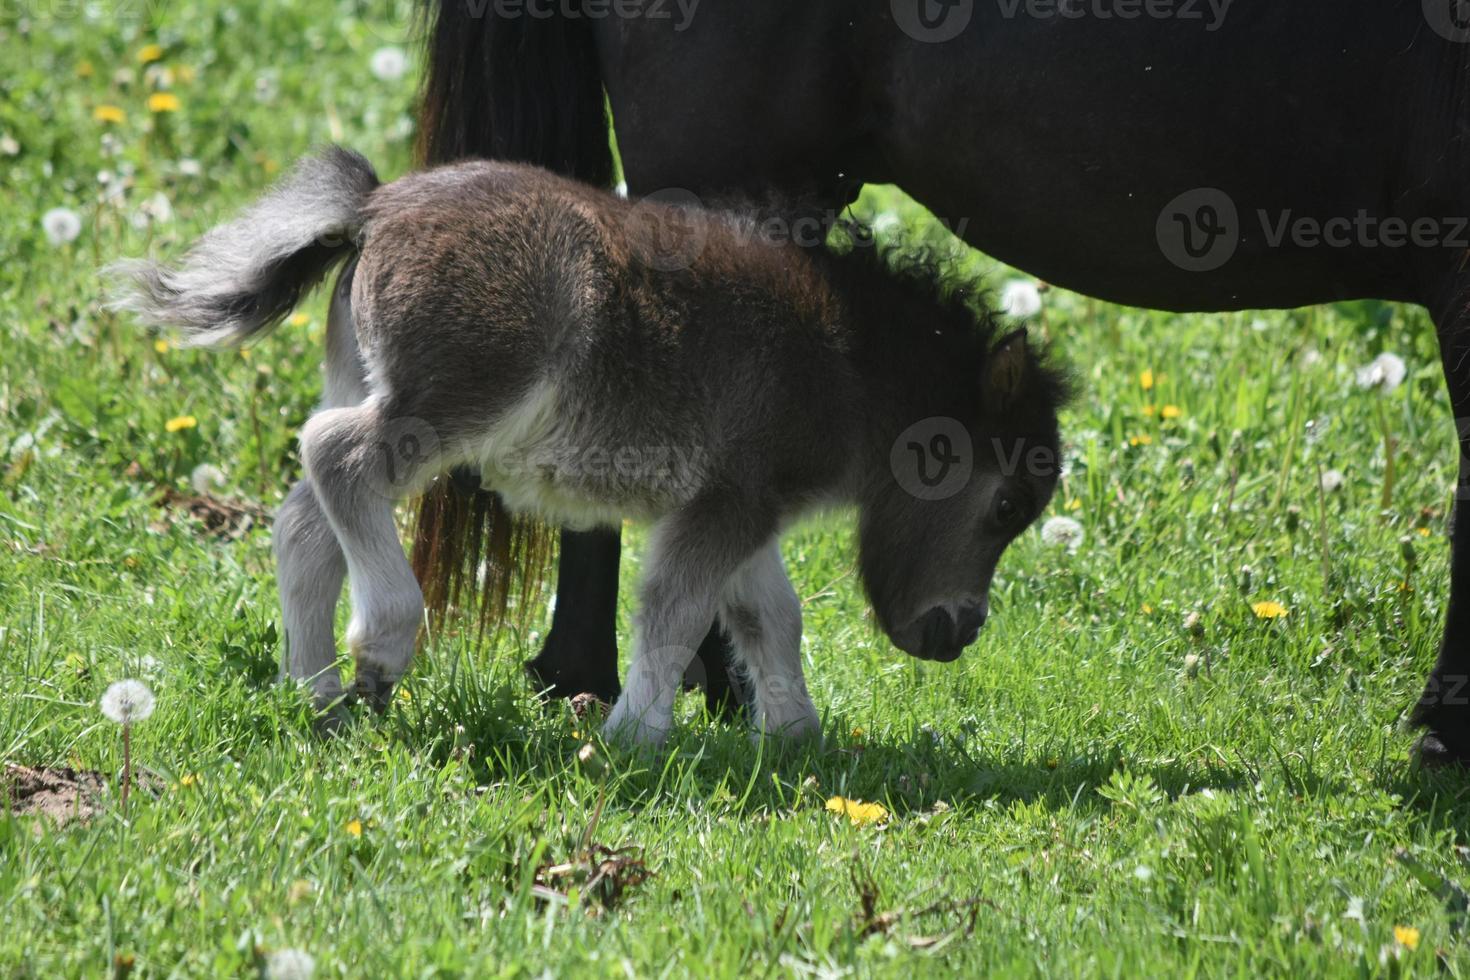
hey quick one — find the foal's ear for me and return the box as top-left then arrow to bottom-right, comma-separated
986,328 -> 1029,411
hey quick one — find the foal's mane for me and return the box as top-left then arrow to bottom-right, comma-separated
809,218 -> 1072,414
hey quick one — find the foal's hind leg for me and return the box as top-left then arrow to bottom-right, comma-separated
275,480 -> 347,708
718,540 -> 819,739
273,261 -> 367,712
300,402 -> 428,711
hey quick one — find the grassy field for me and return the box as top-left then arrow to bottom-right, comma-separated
6,2 -> 1470,976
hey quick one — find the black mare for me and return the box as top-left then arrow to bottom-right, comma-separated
416,0 -> 1470,764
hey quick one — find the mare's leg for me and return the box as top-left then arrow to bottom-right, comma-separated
525,528 -> 623,702
718,540 -> 820,739
299,401 -> 427,711
603,495 -> 773,745
274,262 -> 365,710
530,529 -> 751,716
1412,272 -> 1470,764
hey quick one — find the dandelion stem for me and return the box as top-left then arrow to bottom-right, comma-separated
1270,378 -> 1304,514
1378,399 -> 1396,514
121,723 -> 131,813
1315,462 -> 1333,597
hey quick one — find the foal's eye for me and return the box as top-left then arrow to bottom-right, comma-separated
995,497 -> 1020,525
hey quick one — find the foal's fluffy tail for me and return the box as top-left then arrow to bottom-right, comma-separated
108,146 -> 378,348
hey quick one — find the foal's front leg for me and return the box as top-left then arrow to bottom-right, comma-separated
719,539 -> 820,739
603,497 -> 772,746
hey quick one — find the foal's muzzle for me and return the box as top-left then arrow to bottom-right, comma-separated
908,603 -> 987,662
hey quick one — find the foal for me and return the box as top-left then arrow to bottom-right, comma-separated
113,147 -> 1065,745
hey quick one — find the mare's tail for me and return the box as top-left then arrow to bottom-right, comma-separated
410,0 -> 614,633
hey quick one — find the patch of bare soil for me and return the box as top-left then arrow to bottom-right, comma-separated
153,488 -> 270,540
2,764 -> 106,825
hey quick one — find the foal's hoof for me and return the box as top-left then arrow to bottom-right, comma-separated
1414,731 -> 1470,770
313,702 -> 354,737
352,667 -> 397,714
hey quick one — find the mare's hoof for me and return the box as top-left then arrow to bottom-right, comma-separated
569,691 -> 609,722
1414,731 -> 1470,769
524,652 -> 621,705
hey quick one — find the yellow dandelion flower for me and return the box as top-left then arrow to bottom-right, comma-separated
851,726 -> 865,740
179,773 -> 198,787
147,92 -> 181,113
1140,368 -> 1154,391
345,818 -> 363,837
1418,527 -> 1432,536
289,312 -> 310,327
1251,600 -> 1288,620
1394,925 -> 1420,950
77,60 -> 94,78
1161,404 -> 1182,420
1066,497 -> 1082,511
239,348 -> 252,360
825,796 -> 889,827
1045,757 -> 1060,770
1141,603 -> 1154,614
397,686 -> 412,702
1129,434 -> 1153,447
164,415 -> 197,433
137,44 -> 164,64
93,104 -> 126,124
1142,404 -> 1156,417
154,339 -> 169,354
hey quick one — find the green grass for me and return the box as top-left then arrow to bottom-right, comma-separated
5,2 -> 1470,976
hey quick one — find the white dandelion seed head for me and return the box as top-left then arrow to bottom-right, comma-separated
41,207 -> 82,246
1355,352 -> 1407,392
1299,348 -> 1323,369
100,679 -> 155,724
1134,865 -> 1154,881
254,72 -> 279,104
143,191 -> 172,223
190,462 -> 227,494
177,157 -> 202,178
1319,468 -> 1345,493
1000,279 -> 1043,319
871,211 -> 902,236
264,949 -> 316,980
1040,516 -> 1084,553
370,46 -> 408,81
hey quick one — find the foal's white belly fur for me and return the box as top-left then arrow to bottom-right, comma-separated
467,381 -> 702,531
